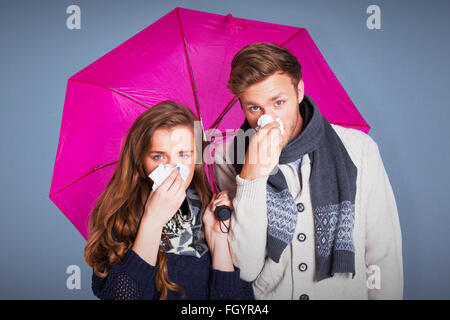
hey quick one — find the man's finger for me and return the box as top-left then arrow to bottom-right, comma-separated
257,121 -> 281,137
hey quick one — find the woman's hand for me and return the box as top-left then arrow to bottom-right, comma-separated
132,169 -> 186,266
143,168 -> 186,228
203,190 -> 234,272
203,190 -> 233,238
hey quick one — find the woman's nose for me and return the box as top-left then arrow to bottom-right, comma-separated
167,158 -> 177,167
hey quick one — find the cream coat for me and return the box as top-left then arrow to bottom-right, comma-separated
213,124 -> 403,300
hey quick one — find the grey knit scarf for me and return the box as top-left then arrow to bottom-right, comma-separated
159,182 -> 209,258
231,94 -> 357,281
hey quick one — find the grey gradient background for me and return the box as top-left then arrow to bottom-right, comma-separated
1,0 -> 449,299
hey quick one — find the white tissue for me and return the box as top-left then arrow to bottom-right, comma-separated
148,163 -> 190,191
255,114 -> 284,135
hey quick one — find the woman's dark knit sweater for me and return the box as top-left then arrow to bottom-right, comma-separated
92,248 -> 255,300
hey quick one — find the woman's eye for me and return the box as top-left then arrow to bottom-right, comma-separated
275,100 -> 284,106
180,154 -> 190,159
153,155 -> 163,160
250,106 -> 260,112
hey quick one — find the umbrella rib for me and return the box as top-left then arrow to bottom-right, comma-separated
208,28 -> 370,132
69,78 -> 151,110
176,8 -> 206,139
51,79 -> 154,197
49,161 -> 118,197
55,36 -> 217,199
209,97 -> 239,130
280,28 -> 305,46
331,122 -> 371,129
279,29 -> 370,132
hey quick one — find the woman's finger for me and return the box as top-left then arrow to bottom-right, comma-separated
169,172 -> 185,197
203,197 -> 215,224
214,198 -> 231,206
215,194 -> 228,202
213,200 -> 233,213
159,168 -> 179,191
214,192 -> 232,204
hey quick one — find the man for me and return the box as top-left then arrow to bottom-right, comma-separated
213,42 -> 403,299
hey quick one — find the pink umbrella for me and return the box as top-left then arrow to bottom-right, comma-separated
49,7 -> 370,240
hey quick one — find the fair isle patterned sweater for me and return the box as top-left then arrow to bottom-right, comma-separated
213,124 -> 403,300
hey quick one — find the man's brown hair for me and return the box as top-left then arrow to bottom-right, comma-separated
227,42 -> 302,96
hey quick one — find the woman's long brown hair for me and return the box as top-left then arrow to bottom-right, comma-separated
84,101 -> 212,299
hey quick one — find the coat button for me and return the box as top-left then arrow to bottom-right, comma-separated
297,233 -> 306,242
298,263 -> 308,272
297,202 -> 305,212
299,294 -> 309,300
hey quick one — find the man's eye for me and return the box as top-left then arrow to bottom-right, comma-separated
275,100 -> 284,106
180,154 -> 190,159
250,106 -> 260,111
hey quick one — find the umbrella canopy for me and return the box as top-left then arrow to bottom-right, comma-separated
49,7 -> 370,240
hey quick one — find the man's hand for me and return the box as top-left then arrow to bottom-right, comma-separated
240,120 -> 283,181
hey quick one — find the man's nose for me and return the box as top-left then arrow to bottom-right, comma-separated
263,108 -> 276,119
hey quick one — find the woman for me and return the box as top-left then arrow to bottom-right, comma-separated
84,101 -> 254,300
